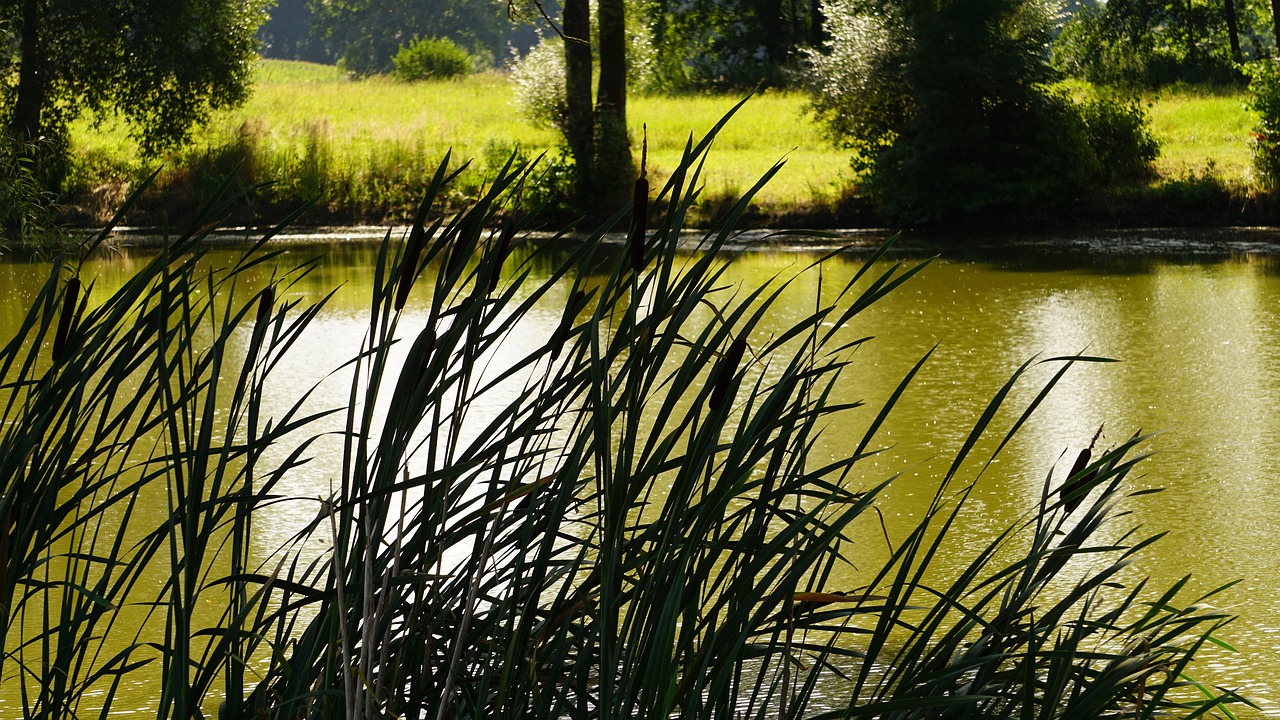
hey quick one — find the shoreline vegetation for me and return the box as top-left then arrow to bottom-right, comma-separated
53,58 -> 1276,232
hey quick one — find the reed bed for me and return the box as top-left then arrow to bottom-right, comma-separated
0,113 -> 1252,719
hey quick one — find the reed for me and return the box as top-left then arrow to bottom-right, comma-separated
0,112 -> 1251,719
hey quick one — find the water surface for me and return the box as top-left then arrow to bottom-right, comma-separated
3,232 -> 1280,715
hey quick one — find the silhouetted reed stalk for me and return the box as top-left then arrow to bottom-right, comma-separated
0,109 -> 1253,719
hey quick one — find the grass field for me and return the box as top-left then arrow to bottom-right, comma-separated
63,58 -> 1259,224
1145,84 -> 1256,184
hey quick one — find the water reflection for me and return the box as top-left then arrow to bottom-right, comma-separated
2,239 -> 1280,715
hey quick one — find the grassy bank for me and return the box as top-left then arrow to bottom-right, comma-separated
61,59 -> 1260,228
65,60 -> 852,227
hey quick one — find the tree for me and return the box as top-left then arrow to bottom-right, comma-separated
560,0 -> 633,209
3,0 -> 267,179
1225,0 -> 1243,63
808,0 -> 1159,223
1271,0 -> 1280,47
309,0 -> 510,75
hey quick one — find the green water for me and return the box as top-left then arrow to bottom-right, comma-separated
2,238 -> 1278,715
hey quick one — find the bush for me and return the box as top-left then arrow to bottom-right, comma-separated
0,141 -> 70,252
480,139 -> 575,213
803,1 -> 905,170
863,91 -> 1096,223
1052,5 -> 1147,87
1078,93 -> 1162,185
392,36 -> 471,81
1247,59 -> 1280,188
806,0 -> 1163,224
509,37 -> 568,132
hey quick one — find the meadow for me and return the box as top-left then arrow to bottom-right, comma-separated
63,58 -> 1260,225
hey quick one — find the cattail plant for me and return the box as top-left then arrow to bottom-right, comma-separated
629,125 -> 649,274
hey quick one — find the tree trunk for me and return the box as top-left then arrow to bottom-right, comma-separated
1272,0 -> 1280,54
12,0 -> 47,145
596,0 -> 626,121
562,0 -> 595,204
1224,0 -> 1241,64
595,0 -> 633,205
758,0 -> 786,63
809,0 -> 823,47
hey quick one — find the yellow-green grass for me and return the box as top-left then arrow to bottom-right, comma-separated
64,58 -> 1261,222
1144,84 -> 1256,185
67,59 -> 849,220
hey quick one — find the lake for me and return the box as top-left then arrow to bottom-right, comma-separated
2,228 -> 1279,716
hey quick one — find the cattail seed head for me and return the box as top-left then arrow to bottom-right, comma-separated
1061,447 -> 1093,514
709,334 -> 747,411
255,286 -> 275,326
629,125 -> 649,274
52,277 -> 81,363
629,176 -> 649,273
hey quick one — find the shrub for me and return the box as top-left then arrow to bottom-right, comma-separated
803,1 -> 905,171
1247,59 -> 1280,188
0,141 -> 71,252
509,37 -> 568,132
1078,93 -> 1162,185
392,36 -> 471,81
481,139 -> 575,213
806,0 -> 1163,224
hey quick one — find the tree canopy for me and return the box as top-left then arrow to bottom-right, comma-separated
649,0 -> 824,88
1052,0 -> 1263,86
259,0 -> 328,63
2,0 -> 266,177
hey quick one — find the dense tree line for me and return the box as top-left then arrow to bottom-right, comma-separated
648,0 -> 825,88
259,0 -> 550,74
1052,0 -> 1273,86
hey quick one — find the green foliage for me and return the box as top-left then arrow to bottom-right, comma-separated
1,0 -> 268,159
807,0 -> 1162,224
311,0 -> 509,75
392,37 -> 472,81
804,2 -> 910,173
258,0 -> 328,62
1051,0 -> 1248,87
1246,59 -> 1280,187
481,139 -> 576,212
648,0 -> 822,89
509,37 -> 568,132
1149,163 -> 1232,207
1079,93 -> 1163,184
0,142 -> 69,251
